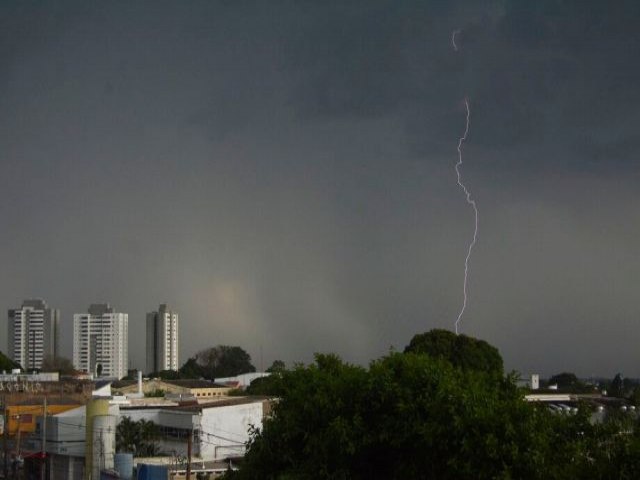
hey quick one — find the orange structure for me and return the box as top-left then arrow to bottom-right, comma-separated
5,403 -> 82,435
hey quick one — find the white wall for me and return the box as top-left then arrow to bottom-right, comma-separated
118,401 -> 264,460
198,401 -> 264,460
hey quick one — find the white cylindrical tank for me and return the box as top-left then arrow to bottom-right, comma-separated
114,452 -> 134,480
92,415 -> 117,479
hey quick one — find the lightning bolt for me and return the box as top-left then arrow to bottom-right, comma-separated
452,29 -> 461,52
452,30 -> 478,335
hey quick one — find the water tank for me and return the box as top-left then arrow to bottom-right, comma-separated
137,463 -> 169,480
86,399 -> 111,477
92,415 -> 117,479
114,452 -> 134,480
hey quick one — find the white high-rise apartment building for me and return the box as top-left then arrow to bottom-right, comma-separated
146,304 -> 179,373
73,303 -> 128,380
8,299 -> 59,370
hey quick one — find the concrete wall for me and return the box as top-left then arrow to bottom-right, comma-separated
50,454 -> 84,480
6,403 -> 81,435
120,408 -> 198,457
120,401 -> 264,460
45,414 -> 87,457
199,401 -> 264,460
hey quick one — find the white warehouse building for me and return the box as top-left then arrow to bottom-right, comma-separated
120,397 -> 269,460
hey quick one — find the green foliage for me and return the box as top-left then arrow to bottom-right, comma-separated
175,347 -> 256,381
232,351 -> 598,480
549,372 -> 579,389
404,329 -> 503,376
178,357 -> 204,379
229,347 -> 640,479
120,369 -> 138,380
40,355 -> 77,374
144,388 -> 166,398
227,388 -> 246,397
224,331 -> 640,479
246,375 -> 281,396
629,386 -> 640,406
609,373 -> 625,398
266,360 -> 286,373
157,369 -> 182,380
0,350 -> 21,372
192,345 -> 256,380
116,417 -> 162,456
544,372 -> 597,394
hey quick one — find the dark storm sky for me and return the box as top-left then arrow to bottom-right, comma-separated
1,1 -> 639,377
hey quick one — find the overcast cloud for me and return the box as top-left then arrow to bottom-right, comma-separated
1,0 -> 639,377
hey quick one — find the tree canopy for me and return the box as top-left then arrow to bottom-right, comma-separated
548,372 -> 580,389
228,331 -> 640,479
266,360 -> 286,373
116,417 -> 161,457
404,329 -> 503,376
0,350 -> 20,372
182,345 -> 256,381
40,355 -> 76,375
231,352 -> 594,479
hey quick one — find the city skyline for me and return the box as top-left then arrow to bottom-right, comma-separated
1,1 -> 639,377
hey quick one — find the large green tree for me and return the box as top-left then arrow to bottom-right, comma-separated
185,345 -> 256,381
0,350 -> 20,372
40,355 -> 76,375
178,357 -> 204,379
231,352 -> 593,480
116,417 -> 161,456
228,331 -> 640,480
404,329 -> 503,376
548,372 -> 580,389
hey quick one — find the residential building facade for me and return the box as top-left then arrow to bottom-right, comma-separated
146,304 -> 179,373
73,304 -> 128,379
7,298 -> 59,370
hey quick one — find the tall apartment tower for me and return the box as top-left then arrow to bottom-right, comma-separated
146,304 -> 179,374
73,303 -> 128,380
7,299 -> 59,370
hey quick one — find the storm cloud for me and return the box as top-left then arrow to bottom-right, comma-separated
1,0 -> 639,376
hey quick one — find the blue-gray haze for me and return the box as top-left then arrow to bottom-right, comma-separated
1,1 -> 639,376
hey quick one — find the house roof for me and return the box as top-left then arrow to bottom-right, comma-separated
111,380 -> 137,389
174,396 -> 270,411
162,379 -> 229,389
111,378 -> 229,390
9,396 -> 83,407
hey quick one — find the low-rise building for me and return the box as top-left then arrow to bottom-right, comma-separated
36,394 -> 271,479
112,378 -> 233,399
214,372 -> 270,389
6,400 -> 82,436
120,397 -> 270,460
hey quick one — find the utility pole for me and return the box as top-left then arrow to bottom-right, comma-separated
186,428 -> 192,480
15,413 -> 21,459
3,396 -> 7,480
41,396 -> 47,480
